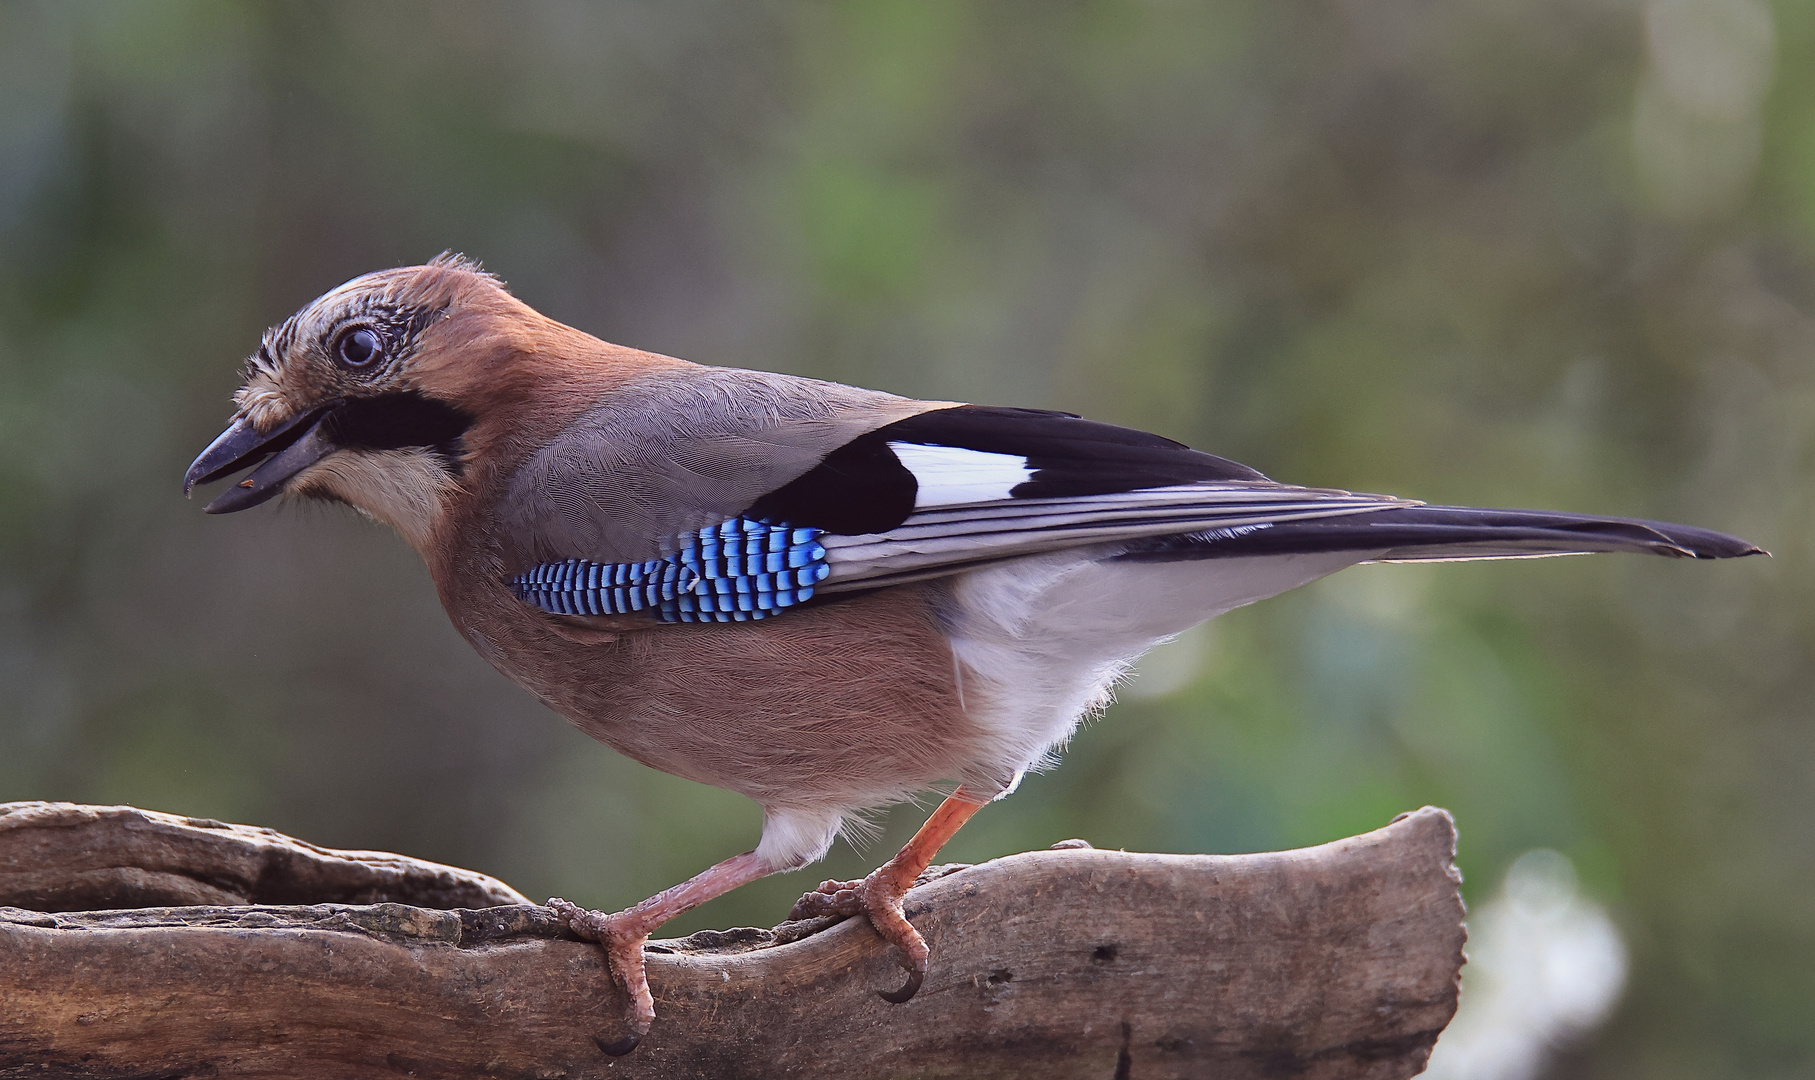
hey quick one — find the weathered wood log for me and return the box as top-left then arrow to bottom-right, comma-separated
0,802 -> 530,911
0,802 -> 1464,1079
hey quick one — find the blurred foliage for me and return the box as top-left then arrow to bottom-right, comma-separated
0,1 -> 1811,1074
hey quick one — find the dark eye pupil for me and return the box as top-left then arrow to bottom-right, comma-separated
340,328 -> 381,366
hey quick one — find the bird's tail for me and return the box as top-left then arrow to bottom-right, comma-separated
1116,505 -> 1765,564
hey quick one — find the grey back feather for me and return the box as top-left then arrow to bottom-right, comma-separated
499,366 -> 941,568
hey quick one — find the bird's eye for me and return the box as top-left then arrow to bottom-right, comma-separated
337,327 -> 383,368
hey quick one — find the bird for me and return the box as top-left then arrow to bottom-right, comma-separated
184,255 -> 1761,1053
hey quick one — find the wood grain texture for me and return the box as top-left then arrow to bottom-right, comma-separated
0,804 -> 1464,1079
0,801 -> 530,911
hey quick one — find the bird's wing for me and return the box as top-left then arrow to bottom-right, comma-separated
780,404 -> 1410,591
507,401 -> 1394,621
497,365 -> 949,568
506,400 -> 1760,624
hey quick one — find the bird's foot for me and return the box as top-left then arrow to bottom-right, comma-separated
790,863 -> 930,1003
547,897 -> 653,1056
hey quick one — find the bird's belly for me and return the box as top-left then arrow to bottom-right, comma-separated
474,583 -> 989,811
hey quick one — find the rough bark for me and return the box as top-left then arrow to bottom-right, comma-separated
0,802 -> 530,912
0,801 -> 1464,1079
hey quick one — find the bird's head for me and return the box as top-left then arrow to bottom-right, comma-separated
183,254 -> 633,551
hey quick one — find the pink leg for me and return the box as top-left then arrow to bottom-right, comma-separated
790,789 -> 987,1003
549,850 -> 774,1055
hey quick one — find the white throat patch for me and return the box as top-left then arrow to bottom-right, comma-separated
293,448 -> 458,551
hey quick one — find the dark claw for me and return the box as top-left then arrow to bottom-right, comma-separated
596,1033 -> 642,1057
877,965 -> 925,1004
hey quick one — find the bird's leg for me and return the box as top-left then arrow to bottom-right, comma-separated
789,788 -> 987,1004
548,849 -> 773,1055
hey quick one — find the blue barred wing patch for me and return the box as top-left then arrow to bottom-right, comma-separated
511,519 -> 829,623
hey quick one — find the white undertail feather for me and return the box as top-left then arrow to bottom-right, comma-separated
755,804 -> 845,870
938,547 -> 1375,797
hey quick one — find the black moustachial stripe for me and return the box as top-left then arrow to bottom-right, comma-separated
324,392 -> 473,468
749,405 -> 1269,536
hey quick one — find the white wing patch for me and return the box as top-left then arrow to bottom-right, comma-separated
888,441 -> 1034,508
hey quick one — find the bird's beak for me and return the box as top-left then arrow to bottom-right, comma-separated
183,399 -> 345,514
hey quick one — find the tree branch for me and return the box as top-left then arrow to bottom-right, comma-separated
1,802 -> 1463,1079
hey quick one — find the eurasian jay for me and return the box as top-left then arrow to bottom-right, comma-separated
184,255 -> 1760,1053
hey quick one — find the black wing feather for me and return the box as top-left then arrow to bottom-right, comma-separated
748,405 -> 1267,535
746,434 -> 917,534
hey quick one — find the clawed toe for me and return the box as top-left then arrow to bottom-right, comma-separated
858,876 -> 931,1004
789,879 -> 865,921
789,871 -> 932,1003
548,897 -> 656,1049
548,897 -> 609,939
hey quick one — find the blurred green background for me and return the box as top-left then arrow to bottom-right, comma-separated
1,1 -> 1810,1074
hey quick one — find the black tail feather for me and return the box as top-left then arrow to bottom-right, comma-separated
1118,506 -> 1765,563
